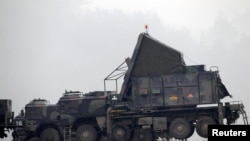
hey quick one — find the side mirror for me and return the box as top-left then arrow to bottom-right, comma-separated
21,110 -> 24,116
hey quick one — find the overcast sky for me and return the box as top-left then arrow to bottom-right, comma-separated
1,0 -> 250,140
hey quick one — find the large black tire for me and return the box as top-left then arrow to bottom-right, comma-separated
40,128 -> 60,141
76,124 -> 97,141
196,117 -> 216,138
169,118 -> 192,139
112,123 -> 131,141
28,137 -> 40,141
132,129 -> 152,141
187,124 -> 195,138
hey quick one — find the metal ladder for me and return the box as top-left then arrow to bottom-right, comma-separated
239,104 -> 249,125
230,101 -> 249,125
63,126 -> 72,141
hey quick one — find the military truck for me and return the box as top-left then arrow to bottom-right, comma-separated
8,32 -> 249,141
11,91 -> 109,141
104,33 -> 249,141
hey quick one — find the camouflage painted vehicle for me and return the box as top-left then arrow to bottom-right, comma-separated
9,32 -> 248,141
13,98 -> 60,141
13,91 -> 114,141
104,32 -> 248,141
57,90 -> 108,141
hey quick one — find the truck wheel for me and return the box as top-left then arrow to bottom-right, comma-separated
133,129 -> 152,141
40,128 -> 60,141
112,123 -> 131,141
196,117 -> 216,138
169,118 -> 192,139
28,137 -> 40,141
187,124 -> 195,138
76,124 -> 97,141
